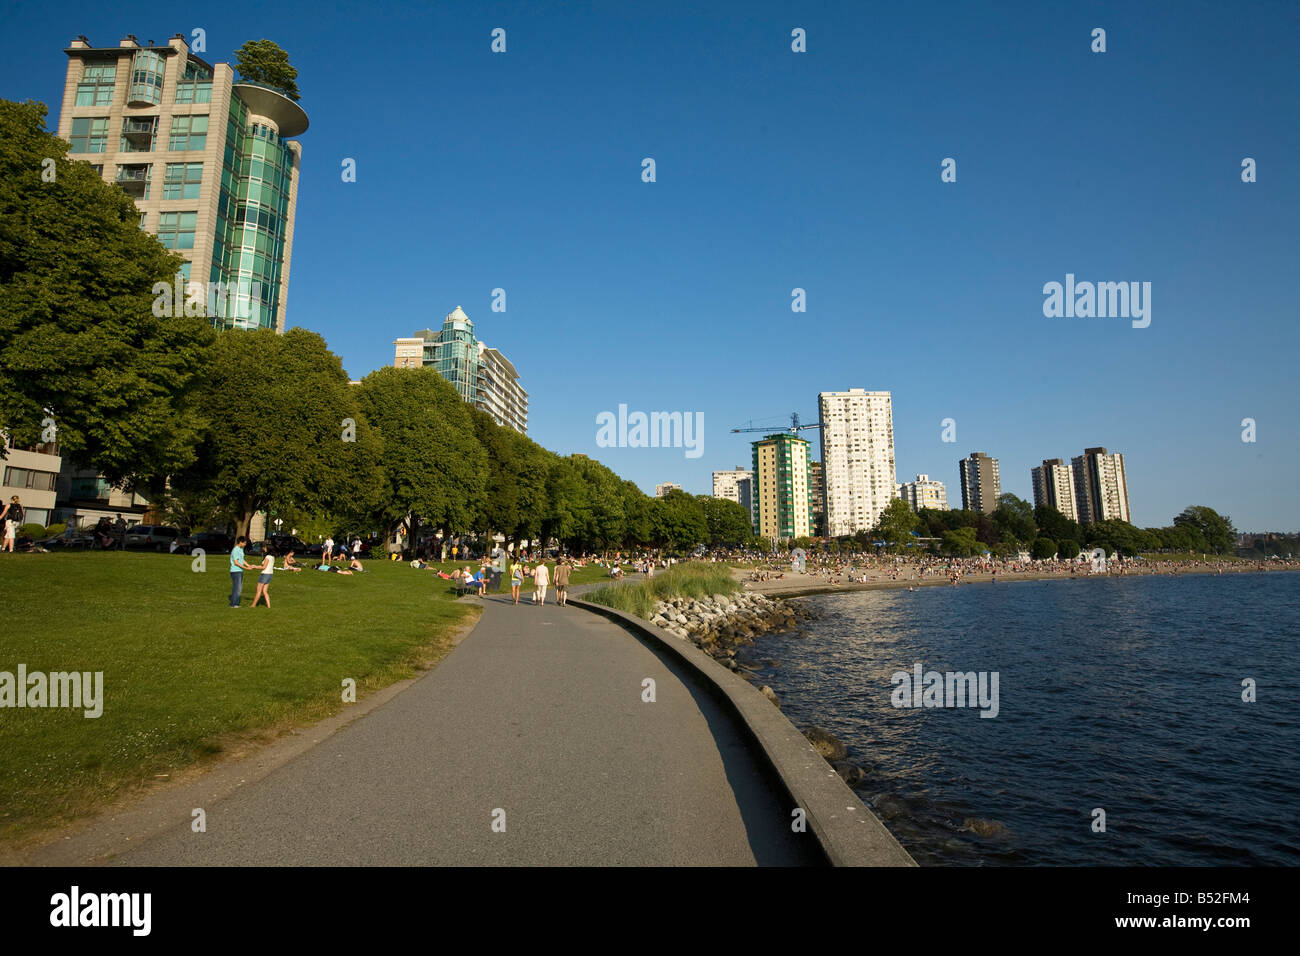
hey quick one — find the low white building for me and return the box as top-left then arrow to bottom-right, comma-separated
898,473 -> 948,512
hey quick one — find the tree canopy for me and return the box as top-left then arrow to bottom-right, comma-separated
234,40 -> 301,101
0,98 -> 212,487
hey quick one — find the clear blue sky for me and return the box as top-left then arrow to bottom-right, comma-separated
6,0 -> 1298,530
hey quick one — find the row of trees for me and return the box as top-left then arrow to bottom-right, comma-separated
1,98 -> 763,553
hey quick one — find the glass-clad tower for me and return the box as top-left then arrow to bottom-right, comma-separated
57,33 -> 307,332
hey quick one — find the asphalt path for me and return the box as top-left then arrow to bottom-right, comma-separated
108,592 -> 820,866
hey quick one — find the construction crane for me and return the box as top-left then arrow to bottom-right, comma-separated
730,412 -> 822,435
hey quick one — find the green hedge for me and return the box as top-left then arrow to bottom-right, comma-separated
19,523 -> 45,538
44,523 -> 66,536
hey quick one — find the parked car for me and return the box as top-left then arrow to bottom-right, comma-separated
123,525 -> 183,552
36,530 -> 95,550
190,531 -> 234,554
266,534 -> 311,556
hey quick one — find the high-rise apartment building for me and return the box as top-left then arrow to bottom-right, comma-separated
1071,447 -> 1130,525
817,389 -> 897,537
751,434 -> 812,541
959,452 -> 1001,514
711,467 -> 753,514
395,308 -> 528,434
58,33 -> 307,332
807,461 -> 826,537
898,474 -> 948,512
654,483 -> 682,498
1031,458 -> 1078,521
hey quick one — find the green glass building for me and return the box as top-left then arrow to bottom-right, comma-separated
59,32 -> 307,332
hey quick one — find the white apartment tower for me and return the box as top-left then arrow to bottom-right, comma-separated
712,467 -> 753,515
898,474 -> 948,512
1031,458 -> 1079,521
1072,447 -> 1130,525
817,389 -> 897,537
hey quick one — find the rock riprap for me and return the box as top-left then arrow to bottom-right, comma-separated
646,591 -> 810,670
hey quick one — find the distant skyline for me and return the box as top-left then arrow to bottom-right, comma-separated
6,1 -> 1297,529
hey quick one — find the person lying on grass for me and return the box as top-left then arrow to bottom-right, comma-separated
315,563 -> 354,575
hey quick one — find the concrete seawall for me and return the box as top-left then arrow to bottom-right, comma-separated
569,598 -> 916,867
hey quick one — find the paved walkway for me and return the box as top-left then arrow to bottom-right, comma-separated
107,593 -> 820,866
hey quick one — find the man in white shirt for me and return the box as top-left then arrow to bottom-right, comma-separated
323,536 -> 334,563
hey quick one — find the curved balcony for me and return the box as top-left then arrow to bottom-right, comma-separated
231,82 -> 309,137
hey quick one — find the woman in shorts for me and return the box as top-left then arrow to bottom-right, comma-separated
252,552 -> 274,607
1,496 -> 22,553
510,558 -> 524,605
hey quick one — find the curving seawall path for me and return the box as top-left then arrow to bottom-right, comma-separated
568,598 -> 916,866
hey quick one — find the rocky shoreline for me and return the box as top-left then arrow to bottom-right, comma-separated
647,590 -> 859,780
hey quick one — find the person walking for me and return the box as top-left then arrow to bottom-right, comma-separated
0,496 -> 22,553
252,551 -> 275,608
533,560 -> 551,606
554,557 -> 571,607
229,535 -> 259,607
510,557 -> 524,604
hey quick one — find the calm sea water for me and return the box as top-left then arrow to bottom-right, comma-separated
739,572 -> 1300,866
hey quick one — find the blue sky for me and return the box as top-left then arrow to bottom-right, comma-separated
6,0 -> 1298,529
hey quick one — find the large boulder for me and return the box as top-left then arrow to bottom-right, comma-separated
804,726 -> 848,761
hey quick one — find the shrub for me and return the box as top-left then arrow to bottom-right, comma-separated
44,523 -> 66,537
586,563 -> 739,619
1058,539 -> 1081,559
19,523 -> 45,539
1031,537 -> 1058,560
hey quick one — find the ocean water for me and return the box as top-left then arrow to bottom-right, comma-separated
739,572 -> 1300,866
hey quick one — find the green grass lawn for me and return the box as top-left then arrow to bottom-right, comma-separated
0,551 -> 505,841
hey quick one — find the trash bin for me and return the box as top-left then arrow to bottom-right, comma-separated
488,568 -> 503,591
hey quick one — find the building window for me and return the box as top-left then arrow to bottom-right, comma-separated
75,62 -> 117,106
2,467 -> 58,492
169,115 -> 209,151
139,211 -> 146,228
119,115 -> 157,152
158,211 -> 197,249
128,50 -> 166,105
176,260 -> 191,281
69,116 -> 109,153
175,63 -> 213,104
163,162 -> 204,199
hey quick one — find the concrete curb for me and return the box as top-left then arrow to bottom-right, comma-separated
568,598 -> 917,867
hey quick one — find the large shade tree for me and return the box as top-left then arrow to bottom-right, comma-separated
0,98 -> 213,487
172,327 -> 380,538
355,366 -> 485,548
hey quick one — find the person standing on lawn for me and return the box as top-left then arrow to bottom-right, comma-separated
251,551 -> 274,608
0,496 -> 22,553
229,535 -> 260,607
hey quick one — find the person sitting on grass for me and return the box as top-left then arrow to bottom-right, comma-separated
280,550 -> 303,572
348,557 -> 366,572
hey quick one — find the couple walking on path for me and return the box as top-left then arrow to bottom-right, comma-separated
508,556 -> 571,607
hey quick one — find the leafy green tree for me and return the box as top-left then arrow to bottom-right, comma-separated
702,496 -> 753,548
942,526 -> 982,557
993,493 -> 1037,545
651,489 -> 707,551
542,455 -> 588,549
1084,519 -> 1146,557
1173,505 -> 1235,554
0,98 -> 212,486
173,328 -> 380,538
1031,537 -> 1058,560
1033,504 -> 1081,546
234,40 -> 301,101
620,480 -> 653,549
355,366 -> 484,547
875,498 -> 920,550
1058,538 -> 1081,559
